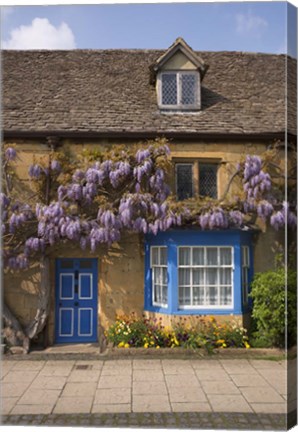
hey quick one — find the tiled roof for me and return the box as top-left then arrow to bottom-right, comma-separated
2,49 -> 297,137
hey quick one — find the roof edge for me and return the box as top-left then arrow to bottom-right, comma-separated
2,130 -> 296,143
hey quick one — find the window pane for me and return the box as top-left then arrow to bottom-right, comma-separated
220,286 -> 232,305
154,285 -> 161,303
179,268 -> 191,285
199,164 -> 217,198
154,267 -> 162,284
176,164 -> 193,200
160,248 -> 167,266
193,247 -> 204,265
179,286 -> 191,305
193,286 -> 204,305
162,73 -> 177,105
151,247 -> 158,266
242,269 -> 248,285
220,248 -> 232,265
193,269 -> 204,285
179,247 -> 191,265
206,286 -> 218,305
220,268 -> 232,285
206,248 -> 218,265
161,286 -> 168,304
181,74 -> 196,105
79,260 -> 93,269
242,246 -> 249,266
60,260 -> 74,269
162,267 -> 168,284
206,268 -> 217,285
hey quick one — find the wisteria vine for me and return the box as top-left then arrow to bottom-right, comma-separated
1,141 -> 296,270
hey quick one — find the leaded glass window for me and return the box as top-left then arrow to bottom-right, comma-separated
199,163 -> 218,198
160,72 -> 199,109
178,246 -> 233,308
161,73 -> 177,105
176,164 -> 193,201
181,74 -> 196,105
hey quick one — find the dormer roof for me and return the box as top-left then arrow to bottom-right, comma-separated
153,37 -> 208,79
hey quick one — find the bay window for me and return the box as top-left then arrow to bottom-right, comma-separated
145,230 -> 253,315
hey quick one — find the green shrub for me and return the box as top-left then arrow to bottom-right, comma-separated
250,267 -> 297,348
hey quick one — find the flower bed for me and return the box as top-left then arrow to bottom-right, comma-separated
106,314 -> 250,354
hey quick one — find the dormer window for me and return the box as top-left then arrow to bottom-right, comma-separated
152,38 -> 208,113
159,71 -> 200,110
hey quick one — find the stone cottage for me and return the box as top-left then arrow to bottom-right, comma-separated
2,38 -> 296,347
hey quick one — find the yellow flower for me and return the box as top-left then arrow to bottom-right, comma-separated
216,339 -> 225,344
244,341 -> 250,349
144,342 -> 149,348
156,346 -> 160,349
222,343 -> 227,348
118,341 -> 125,348
124,343 -> 130,348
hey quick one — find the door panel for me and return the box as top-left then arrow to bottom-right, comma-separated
55,259 -> 98,343
79,274 -> 92,299
78,308 -> 93,336
60,274 -> 74,299
60,308 -> 74,336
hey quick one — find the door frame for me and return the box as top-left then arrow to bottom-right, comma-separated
54,258 -> 98,344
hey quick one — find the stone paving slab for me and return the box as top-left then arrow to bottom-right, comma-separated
3,371 -> 39,383
240,386 -> 286,404
133,380 -> 168,395
165,373 -> 201,387
92,404 -> 131,413
169,386 -> 207,403
201,380 -> 241,394
1,382 -> 31,398
53,397 -> 94,414
1,397 -> 19,415
61,382 -> 97,397
171,402 -> 212,412
195,368 -> 231,381
207,394 -> 253,413
17,388 -> 61,406
29,375 -> 67,390
10,404 -> 54,415
98,374 -> 131,388
94,388 -> 131,405
132,395 -> 171,412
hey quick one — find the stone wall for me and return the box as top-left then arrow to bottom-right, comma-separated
2,137 -> 285,344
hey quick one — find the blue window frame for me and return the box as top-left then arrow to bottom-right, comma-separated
144,229 -> 253,316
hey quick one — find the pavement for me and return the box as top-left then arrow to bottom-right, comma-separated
1,357 -> 297,429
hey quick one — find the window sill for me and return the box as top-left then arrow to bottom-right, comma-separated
145,306 -> 241,315
158,108 -> 201,115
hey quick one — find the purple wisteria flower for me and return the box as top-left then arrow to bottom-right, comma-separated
5,147 -> 17,161
51,160 -> 61,172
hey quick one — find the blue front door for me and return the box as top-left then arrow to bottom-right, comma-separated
55,258 -> 98,343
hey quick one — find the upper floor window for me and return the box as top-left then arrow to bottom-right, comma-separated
175,161 -> 218,201
158,71 -> 200,110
